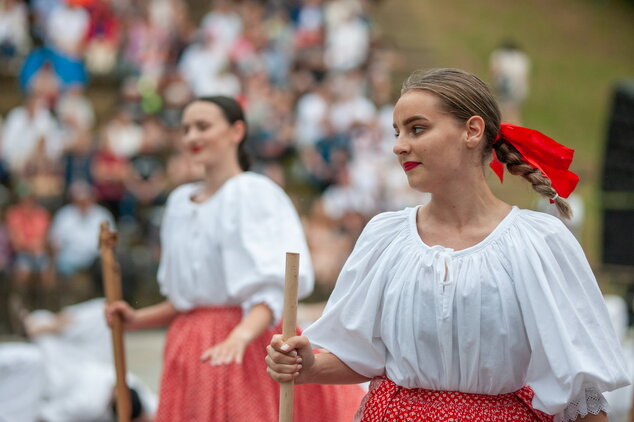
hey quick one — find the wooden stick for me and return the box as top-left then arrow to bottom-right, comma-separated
279,252 -> 300,422
99,222 -> 131,422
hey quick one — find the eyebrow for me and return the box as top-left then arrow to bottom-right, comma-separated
393,115 -> 430,129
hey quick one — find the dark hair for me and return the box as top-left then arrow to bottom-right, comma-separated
196,96 -> 251,171
401,68 -> 572,219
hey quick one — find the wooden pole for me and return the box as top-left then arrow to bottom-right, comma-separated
99,222 -> 131,422
279,252 -> 300,422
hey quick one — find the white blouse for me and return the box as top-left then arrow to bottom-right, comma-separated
158,172 -> 314,324
304,206 -> 629,420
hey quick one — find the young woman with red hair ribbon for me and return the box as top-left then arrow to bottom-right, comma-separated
266,69 -> 629,422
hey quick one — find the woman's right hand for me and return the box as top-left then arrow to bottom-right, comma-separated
104,300 -> 137,329
265,334 -> 315,384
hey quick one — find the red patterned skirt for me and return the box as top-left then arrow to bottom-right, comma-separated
355,377 -> 554,422
155,306 -> 366,422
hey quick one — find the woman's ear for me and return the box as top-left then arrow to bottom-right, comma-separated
464,116 -> 485,149
230,120 -> 246,145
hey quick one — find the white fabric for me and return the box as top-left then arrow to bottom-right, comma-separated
0,1 -> 30,53
158,172 -> 314,323
294,92 -> 328,147
46,5 -> 89,56
49,204 -> 115,270
0,343 -> 45,422
1,105 -> 63,172
30,299 -> 157,421
557,385 -> 609,422
324,16 -> 369,71
304,206 -> 629,417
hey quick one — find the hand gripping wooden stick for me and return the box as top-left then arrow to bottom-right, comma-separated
279,252 -> 300,422
99,222 -> 131,422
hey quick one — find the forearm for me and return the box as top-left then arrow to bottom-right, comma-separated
227,303 -> 274,344
299,351 -> 370,385
575,412 -> 607,422
128,300 -> 179,330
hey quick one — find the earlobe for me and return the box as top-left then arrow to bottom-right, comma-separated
465,116 -> 485,149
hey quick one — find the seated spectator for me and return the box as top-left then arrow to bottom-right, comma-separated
5,183 -> 54,309
0,0 -> 31,70
49,181 -> 114,286
0,93 -> 63,177
84,0 -> 120,75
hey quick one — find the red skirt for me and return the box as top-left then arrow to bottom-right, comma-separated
155,306 -> 366,422
355,377 -> 554,422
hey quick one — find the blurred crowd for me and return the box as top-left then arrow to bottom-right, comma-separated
0,0 -> 423,330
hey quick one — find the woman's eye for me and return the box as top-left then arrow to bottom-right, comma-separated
393,132 -> 400,138
412,126 -> 424,135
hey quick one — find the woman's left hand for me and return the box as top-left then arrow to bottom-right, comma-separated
200,334 -> 249,366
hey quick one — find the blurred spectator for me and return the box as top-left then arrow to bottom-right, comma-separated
324,0 -> 370,71
84,0 -> 121,75
0,93 -> 63,176
122,2 -> 171,82
46,0 -> 90,58
49,181 -> 114,281
490,39 -> 530,125
0,0 -> 31,70
200,0 -> 242,53
6,183 -> 54,309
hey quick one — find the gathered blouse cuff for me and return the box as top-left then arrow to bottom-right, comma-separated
241,287 -> 283,327
555,385 -> 609,422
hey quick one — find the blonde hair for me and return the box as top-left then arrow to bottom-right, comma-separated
401,68 -> 572,218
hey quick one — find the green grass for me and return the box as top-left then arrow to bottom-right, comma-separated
373,0 -> 634,268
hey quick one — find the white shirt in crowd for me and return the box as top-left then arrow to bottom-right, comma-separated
324,15 -> 370,71
294,91 -> 328,148
158,172 -> 314,324
0,0 -> 30,54
329,95 -> 376,134
49,204 -> 115,271
1,104 -> 64,172
304,206 -> 629,421
46,4 -> 90,57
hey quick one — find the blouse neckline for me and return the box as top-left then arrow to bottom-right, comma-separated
187,172 -> 247,206
407,205 -> 519,257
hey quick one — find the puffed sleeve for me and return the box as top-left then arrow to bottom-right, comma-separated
303,211 -> 404,379
219,175 -> 314,325
510,212 -> 630,420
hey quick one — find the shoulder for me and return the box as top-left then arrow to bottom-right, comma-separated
514,208 -> 572,240
222,172 -> 291,207
357,208 -> 412,244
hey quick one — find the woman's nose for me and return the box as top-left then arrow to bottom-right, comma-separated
393,135 -> 410,156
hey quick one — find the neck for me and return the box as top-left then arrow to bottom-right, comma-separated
199,161 -> 243,199
425,172 -> 507,227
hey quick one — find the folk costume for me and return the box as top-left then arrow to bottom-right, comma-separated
156,172 -> 365,421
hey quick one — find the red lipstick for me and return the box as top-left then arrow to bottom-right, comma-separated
403,161 -> 421,172
191,145 -> 203,154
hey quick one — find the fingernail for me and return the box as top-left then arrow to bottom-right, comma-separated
294,372 -> 300,376
281,344 -> 290,351
290,350 -> 297,357
297,364 -> 302,370
297,358 -> 303,363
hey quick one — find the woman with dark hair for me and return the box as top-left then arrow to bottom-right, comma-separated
265,70 -> 630,421
106,96 -> 364,421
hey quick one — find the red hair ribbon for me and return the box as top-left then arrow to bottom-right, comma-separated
489,123 -> 579,199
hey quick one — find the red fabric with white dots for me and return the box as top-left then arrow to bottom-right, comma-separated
155,306 -> 365,422
355,377 -> 554,422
